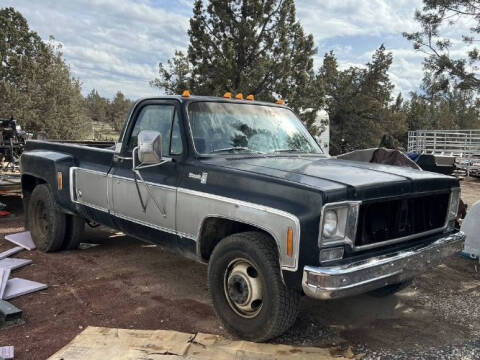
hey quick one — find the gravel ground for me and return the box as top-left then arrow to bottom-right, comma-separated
355,339 -> 480,360
0,178 -> 479,359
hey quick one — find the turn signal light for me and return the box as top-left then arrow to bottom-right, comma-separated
223,92 -> 232,99
182,90 -> 191,97
276,99 -> 285,105
246,94 -> 254,101
235,93 -> 244,100
287,228 -> 293,257
57,172 -> 63,191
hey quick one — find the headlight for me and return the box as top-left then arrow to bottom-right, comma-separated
319,201 -> 360,247
448,188 -> 461,220
323,210 -> 338,237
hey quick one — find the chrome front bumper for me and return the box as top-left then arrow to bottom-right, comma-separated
302,231 -> 465,300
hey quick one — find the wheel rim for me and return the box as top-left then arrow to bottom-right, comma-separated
224,258 -> 263,318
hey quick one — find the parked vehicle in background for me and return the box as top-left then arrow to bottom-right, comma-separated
20,93 -> 465,341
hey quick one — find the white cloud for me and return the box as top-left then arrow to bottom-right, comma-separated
296,0 -> 422,40
3,0 -> 476,100
4,0 -> 190,99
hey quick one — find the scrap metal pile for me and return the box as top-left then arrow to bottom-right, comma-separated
0,231 -> 47,360
0,118 -> 27,194
0,118 -> 27,170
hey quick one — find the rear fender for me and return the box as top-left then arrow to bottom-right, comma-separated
21,150 -> 76,211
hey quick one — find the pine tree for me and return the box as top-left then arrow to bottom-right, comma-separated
84,89 -> 108,123
403,0 -> 480,91
0,7 -> 91,139
108,91 -> 132,131
319,46 -> 407,154
151,0 -> 324,134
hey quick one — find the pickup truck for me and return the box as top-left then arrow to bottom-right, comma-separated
20,93 -> 465,341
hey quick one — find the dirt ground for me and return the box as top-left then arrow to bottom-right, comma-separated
1,178 -> 480,360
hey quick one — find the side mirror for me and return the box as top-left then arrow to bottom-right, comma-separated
137,130 -> 162,164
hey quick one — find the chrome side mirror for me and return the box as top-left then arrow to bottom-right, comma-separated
137,130 -> 162,164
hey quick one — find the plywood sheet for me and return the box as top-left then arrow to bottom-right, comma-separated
48,326 -> 345,360
49,327 -> 194,360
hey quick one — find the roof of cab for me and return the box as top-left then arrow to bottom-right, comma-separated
134,95 -> 288,108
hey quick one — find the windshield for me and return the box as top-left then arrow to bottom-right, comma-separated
188,102 -> 322,155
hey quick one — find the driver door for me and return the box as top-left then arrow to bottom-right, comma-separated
110,100 -> 183,244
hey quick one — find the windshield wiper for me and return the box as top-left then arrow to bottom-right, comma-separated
210,147 -> 265,154
272,149 -> 306,154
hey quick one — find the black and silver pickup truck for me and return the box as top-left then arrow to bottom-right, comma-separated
20,93 -> 465,341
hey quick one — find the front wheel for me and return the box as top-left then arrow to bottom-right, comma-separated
208,231 -> 299,342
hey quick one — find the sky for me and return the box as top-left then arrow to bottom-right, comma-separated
2,0 -> 471,100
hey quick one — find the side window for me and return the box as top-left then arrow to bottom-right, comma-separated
170,111 -> 183,155
127,105 -> 174,154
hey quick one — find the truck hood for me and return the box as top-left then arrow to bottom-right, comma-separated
206,156 -> 458,201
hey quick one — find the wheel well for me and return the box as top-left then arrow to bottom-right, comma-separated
21,175 -> 46,197
199,217 -> 277,262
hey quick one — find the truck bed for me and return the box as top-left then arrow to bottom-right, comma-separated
47,140 -> 116,149
24,140 -> 115,158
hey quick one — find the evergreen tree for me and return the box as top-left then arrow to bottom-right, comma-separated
403,0 -> 480,91
404,74 -> 480,132
319,46 -> 406,154
151,0 -> 324,133
0,7 -> 91,139
108,91 -> 132,131
84,89 -> 108,123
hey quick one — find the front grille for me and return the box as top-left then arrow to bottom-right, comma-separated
355,193 -> 450,248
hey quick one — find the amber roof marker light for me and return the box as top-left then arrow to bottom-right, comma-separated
182,90 -> 191,97
235,93 -> 244,100
246,94 -> 254,101
223,92 -> 232,99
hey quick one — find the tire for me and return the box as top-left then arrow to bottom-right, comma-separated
208,231 -> 299,342
28,184 -> 66,252
62,214 -> 85,250
368,280 -> 412,297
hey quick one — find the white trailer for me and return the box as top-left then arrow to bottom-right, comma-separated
408,129 -> 480,176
